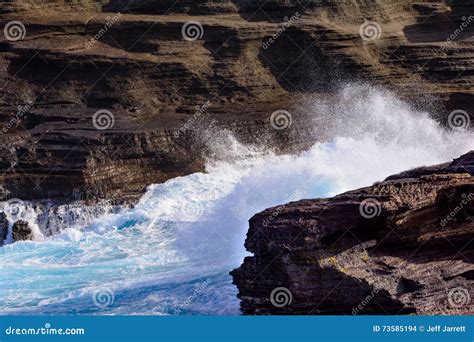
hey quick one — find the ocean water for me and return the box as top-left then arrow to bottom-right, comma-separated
0,85 -> 472,315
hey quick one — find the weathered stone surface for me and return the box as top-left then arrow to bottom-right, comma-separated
12,220 -> 33,241
0,212 -> 8,244
231,151 -> 474,315
386,150 -> 474,180
0,0 -> 473,202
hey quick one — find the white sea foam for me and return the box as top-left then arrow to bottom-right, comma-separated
0,84 -> 472,314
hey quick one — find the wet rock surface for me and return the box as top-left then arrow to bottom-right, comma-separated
0,212 -> 8,244
12,220 -> 33,241
231,151 -> 474,315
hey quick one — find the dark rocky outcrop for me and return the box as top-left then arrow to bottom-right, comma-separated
0,212 -> 8,243
0,0 -> 473,203
231,151 -> 474,315
12,220 -> 33,241
386,151 -> 474,180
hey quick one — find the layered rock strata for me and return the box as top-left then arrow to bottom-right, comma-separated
231,151 -> 474,315
0,0 -> 473,202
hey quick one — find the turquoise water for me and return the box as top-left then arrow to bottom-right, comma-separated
1,85 -> 472,315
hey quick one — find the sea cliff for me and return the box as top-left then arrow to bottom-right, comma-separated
231,151 -> 473,314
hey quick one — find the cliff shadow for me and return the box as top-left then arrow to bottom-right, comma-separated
230,0 -> 313,22
103,0 -> 238,15
258,28 -> 347,93
404,3 -> 474,43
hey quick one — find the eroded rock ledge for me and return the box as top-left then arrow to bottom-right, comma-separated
1,0 -> 473,202
231,151 -> 474,315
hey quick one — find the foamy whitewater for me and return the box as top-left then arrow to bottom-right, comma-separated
1,85 -> 472,315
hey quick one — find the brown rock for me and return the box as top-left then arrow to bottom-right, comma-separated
0,0 -> 473,202
231,151 -> 474,315
0,212 -> 8,244
12,220 -> 33,242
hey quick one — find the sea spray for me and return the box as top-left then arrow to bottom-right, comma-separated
0,200 -> 123,243
0,84 -> 472,315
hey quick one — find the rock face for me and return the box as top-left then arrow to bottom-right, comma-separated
0,212 -> 8,243
0,0 -> 473,202
231,151 -> 474,315
12,220 -> 33,241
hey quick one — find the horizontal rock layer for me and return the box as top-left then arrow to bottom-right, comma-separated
0,0 -> 473,202
231,151 -> 474,314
